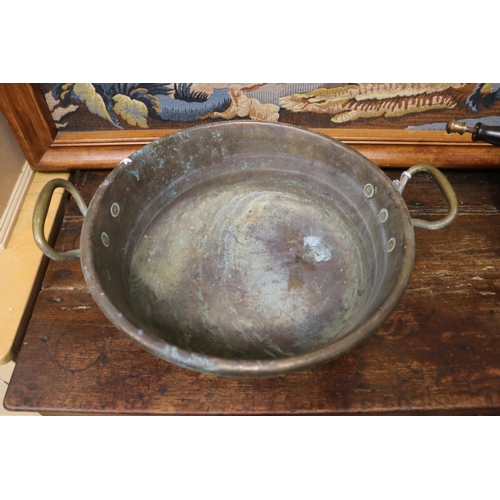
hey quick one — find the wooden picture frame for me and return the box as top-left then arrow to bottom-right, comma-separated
1,83 -> 499,171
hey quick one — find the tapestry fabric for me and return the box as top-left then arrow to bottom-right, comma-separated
39,83 -> 500,132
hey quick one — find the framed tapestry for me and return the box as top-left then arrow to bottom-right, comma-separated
1,83 -> 500,171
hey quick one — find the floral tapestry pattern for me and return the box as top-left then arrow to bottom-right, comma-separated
40,83 -> 500,132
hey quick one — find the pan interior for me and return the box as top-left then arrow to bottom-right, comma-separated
124,166 -> 373,360
84,123 -> 410,367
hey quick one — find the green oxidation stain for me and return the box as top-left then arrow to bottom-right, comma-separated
129,169 -> 140,181
184,155 -> 196,171
169,189 -> 177,198
211,130 -> 222,141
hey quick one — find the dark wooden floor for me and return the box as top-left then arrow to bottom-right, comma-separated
4,168 -> 500,415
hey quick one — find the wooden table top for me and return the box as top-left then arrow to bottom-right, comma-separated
4,168 -> 500,415
0,172 -> 70,364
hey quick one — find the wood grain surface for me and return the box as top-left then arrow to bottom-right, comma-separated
0,84 -> 57,168
4,169 -> 500,415
36,130 -> 500,171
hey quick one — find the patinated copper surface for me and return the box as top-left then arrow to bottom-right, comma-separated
34,121 -> 457,378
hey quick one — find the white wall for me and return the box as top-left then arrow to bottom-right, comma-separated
0,111 -> 26,218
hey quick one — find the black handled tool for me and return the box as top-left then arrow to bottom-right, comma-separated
447,119 -> 500,146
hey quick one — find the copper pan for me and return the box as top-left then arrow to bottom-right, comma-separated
33,122 -> 457,378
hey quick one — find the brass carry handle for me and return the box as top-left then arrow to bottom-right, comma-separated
33,178 -> 88,261
394,164 -> 458,230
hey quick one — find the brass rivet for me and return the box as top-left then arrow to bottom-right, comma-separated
111,203 -> 120,217
387,237 -> 396,253
379,208 -> 388,223
101,232 -> 110,247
